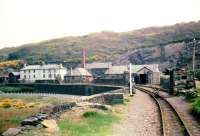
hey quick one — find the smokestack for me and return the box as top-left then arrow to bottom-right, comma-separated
82,48 -> 86,68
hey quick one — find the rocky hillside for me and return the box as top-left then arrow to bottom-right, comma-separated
0,21 -> 200,70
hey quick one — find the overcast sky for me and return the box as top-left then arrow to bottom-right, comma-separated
0,0 -> 200,49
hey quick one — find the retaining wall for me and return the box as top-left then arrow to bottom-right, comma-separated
4,83 -> 124,96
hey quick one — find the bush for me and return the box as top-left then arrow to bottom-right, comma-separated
191,98 -> 200,121
82,111 -> 98,118
0,102 -> 12,108
0,86 -> 37,93
195,69 -> 200,80
184,91 -> 198,102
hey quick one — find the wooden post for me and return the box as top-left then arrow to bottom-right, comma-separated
192,38 -> 196,89
129,64 -> 133,96
169,69 -> 174,95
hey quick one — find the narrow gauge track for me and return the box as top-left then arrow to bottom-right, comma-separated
136,86 -> 190,136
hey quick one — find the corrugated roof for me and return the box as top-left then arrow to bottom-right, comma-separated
105,64 -> 159,74
21,64 -> 65,70
85,62 -> 112,69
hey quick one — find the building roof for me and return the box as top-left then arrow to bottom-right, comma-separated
69,68 -> 92,76
10,72 -> 20,76
21,64 -> 65,70
105,64 -> 160,74
105,65 -> 128,75
85,62 -> 112,69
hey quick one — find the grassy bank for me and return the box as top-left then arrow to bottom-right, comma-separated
191,88 -> 200,122
0,108 -> 39,133
58,111 -> 120,136
0,95 -> 73,133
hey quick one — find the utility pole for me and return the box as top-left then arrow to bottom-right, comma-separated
129,64 -> 133,96
169,69 -> 175,95
82,48 -> 86,68
192,38 -> 196,89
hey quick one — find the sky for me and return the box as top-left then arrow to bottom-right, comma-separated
0,0 -> 200,49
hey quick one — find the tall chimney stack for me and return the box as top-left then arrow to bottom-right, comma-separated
82,48 -> 86,68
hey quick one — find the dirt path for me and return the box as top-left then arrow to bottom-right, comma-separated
112,90 -> 161,136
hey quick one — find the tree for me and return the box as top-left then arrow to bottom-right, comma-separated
195,69 -> 200,80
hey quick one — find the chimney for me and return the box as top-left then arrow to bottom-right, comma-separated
82,48 -> 86,68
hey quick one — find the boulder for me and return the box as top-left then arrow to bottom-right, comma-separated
41,119 -> 59,135
2,128 -> 21,136
21,117 -> 39,126
34,113 -> 49,121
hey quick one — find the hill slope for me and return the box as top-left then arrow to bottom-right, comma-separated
0,21 -> 200,69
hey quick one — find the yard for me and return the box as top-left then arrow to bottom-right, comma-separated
16,94 -> 131,136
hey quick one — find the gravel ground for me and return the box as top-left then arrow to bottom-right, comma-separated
159,91 -> 200,136
112,90 -> 161,136
143,86 -> 200,136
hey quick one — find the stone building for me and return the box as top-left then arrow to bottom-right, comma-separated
20,63 -> 67,83
85,62 -> 112,78
104,64 -> 160,85
64,68 -> 93,83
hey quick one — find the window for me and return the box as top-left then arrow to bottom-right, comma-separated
43,74 -> 45,78
29,75 -> 30,79
54,74 -> 56,78
43,70 -> 45,73
24,75 -> 26,79
29,70 -> 31,73
33,69 -> 35,73
24,70 -> 26,73
54,69 -> 56,73
49,69 -> 51,73
49,74 -> 52,78
33,75 -> 36,78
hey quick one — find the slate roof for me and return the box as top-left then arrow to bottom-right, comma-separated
69,68 -> 92,76
85,62 -> 112,69
10,72 -> 20,76
105,64 -> 159,74
21,64 -> 65,70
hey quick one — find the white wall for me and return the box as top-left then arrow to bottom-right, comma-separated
20,68 -> 67,82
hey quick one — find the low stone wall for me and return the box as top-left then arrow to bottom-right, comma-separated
2,102 -> 76,136
4,83 -> 123,96
82,92 -> 124,105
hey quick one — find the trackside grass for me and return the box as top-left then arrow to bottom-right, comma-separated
58,111 -> 120,136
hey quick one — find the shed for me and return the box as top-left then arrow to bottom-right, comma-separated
64,68 -> 93,83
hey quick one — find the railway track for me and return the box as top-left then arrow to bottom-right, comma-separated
136,86 -> 190,136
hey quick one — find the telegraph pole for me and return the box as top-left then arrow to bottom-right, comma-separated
192,38 -> 196,89
129,64 -> 133,96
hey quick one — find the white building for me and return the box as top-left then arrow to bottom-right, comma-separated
20,64 -> 67,82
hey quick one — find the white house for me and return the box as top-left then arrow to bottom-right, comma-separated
20,64 -> 67,82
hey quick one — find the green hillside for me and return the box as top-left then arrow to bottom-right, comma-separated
0,21 -> 200,66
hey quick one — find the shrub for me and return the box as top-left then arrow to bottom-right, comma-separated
12,102 -> 26,109
191,98 -> 200,121
82,111 -> 98,118
184,91 -> 197,102
0,86 -> 37,93
0,102 -> 12,108
1,98 -> 13,103
195,69 -> 200,80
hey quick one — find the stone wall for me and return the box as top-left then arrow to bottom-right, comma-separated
5,83 -> 123,96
